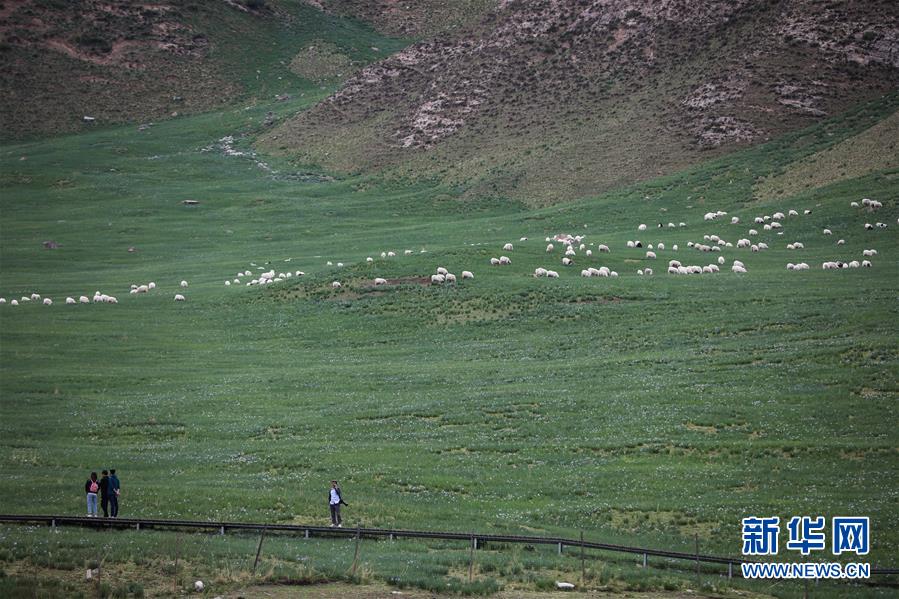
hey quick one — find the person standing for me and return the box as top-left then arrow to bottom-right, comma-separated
99,470 -> 111,518
328,480 -> 348,527
85,472 -> 99,517
109,469 -> 121,518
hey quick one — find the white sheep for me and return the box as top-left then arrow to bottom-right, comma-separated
772,212 -> 785,220
626,240 -> 635,248
0,298 -> 5,304
295,271 -> 305,277
10,300 -> 18,306
545,270 -> 559,278
520,237 -> 527,241
657,243 -> 665,251
404,249 -> 413,255
836,239 -> 845,245
823,229 -> 832,235
731,216 -> 740,224
645,251 -> 656,259
380,251 -> 387,258
758,243 -> 768,250
331,281 -> 342,288
374,278 -> 387,285
326,261 -> 333,266
499,256 -> 511,265
851,201 -> 859,208
748,229 -> 758,236
43,298 -> 52,306
503,243 -> 514,251
581,269 -> 592,277
79,296 -> 89,304
669,260 -> 682,268
732,264 -> 747,273
366,257 -> 373,263
225,280 -> 231,286
864,223 -> 873,230
430,274 -> 444,284
30,293 -> 40,300
490,257 -> 500,266
107,296 -> 118,304
436,267 -> 448,275
672,244 -> 678,251
637,269 -> 644,276
387,251 -> 396,257
534,267 -> 548,277
679,222 -> 686,227
461,271 -> 474,279
848,260 -> 860,268
445,273 -> 457,284
562,257 -> 573,266
862,249 -> 877,256
717,256 -> 725,265
546,244 -> 554,253
585,249 -> 593,256
862,260 -> 872,267
644,268 -> 653,275
179,280 -> 188,288
174,294 -> 186,301
638,224 -> 647,231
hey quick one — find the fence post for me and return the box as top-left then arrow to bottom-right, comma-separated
219,526 -> 225,536
304,529 -> 309,539
135,522 -> 140,531
558,541 -> 563,556
728,561 -> 733,579
642,553 -> 648,568
51,519 -> 56,531
580,531 -> 585,586
351,527 -> 361,577
252,527 -> 267,575
469,535 -> 475,583
694,534 -> 700,587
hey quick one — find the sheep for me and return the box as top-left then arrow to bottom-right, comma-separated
534,267 -> 548,277
635,241 -> 643,248
687,241 -> 695,248
732,264 -> 747,273
644,268 -> 653,275
565,247 -> 576,257
326,261 -> 333,266
758,242 -> 768,250
751,244 -> 759,252
585,249 -> 593,256
862,249 -> 877,256
445,273 -> 457,284
848,260 -> 860,268
754,216 -> 764,224
645,251 -> 656,259
234,279 -> 241,284
669,260 -> 682,268
702,265 -> 712,273
562,257 -> 573,266
836,239 -> 845,245
331,281 -> 342,288
804,210 -> 812,215
862,260 -> 872,267
822,229 -> 832,235
597,244 -> 610,253
668,222 -> 675,228
461,271 -> 474,279
851,201 -> 859,208
0,298 -> 5,304
380,251 -> 387,258
174,294 -> 186,301
545,270 -> 559,278
404,249 -> 413,255
788,209 -> 799,216
10,300 -> 18,306
107,296 -> 118,304
864,223 -> 874,230
503,243 -> 514,251
876,222 -> 888,228
731,216 -> 740,224
822,261 -> 839,270
374,278 -> 387,285
520,237 -> 527,241
43,298 -> 52,306
337,262 -> 344,267
667,266 -> 678,275
704,212 -> 717,221
672,244 -> 678,251
772,212 -> 785,220
679,222 -> 686,227
786,263 -> 795,270
610,271 -> 618,277
295,271 -> 304,277
490,257 -> 500,266
638,223 -> 647,231
733,260 -> 745,268
748,229 -> 758,236
243,271 -> 252,277
387,251 -> 396,257
79,296 -> 89,304
366,257 -> 373,263
737,239 -> 750,248
763,224 -> 772,231
626,240 -> 635,248
581,269 -> 592,277
436,267 -> 448,275
225,281 -> 231,286
648,243 -> 654,250
708,264 -> 720,273
499,256 -> 511,265
546,243 -> 555,253
30,293 -> 40,300
637,269 -> 644,276
657,242 -> 665,251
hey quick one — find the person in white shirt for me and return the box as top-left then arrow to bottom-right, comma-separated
329,480 -> 347,527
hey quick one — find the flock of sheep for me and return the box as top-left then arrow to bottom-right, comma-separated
0,199 -> 892,308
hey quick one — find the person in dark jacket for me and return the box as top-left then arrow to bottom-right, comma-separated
85,472 -> 99,517
109,469 -> 120,517
99,470 -> 111,518
328,480 -> 348,527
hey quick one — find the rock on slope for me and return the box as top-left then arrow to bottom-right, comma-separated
264,0 -> 899,205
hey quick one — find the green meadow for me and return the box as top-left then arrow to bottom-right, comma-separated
1,31 -> 897,596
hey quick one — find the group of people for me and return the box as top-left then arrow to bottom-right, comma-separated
83,472 -> 348,526
84,470 -> 121,518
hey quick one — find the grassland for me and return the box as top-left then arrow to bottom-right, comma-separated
0,66 -> 897,597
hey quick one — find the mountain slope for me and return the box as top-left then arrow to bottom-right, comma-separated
262,0 -> 899,205
0,0 -> 406,139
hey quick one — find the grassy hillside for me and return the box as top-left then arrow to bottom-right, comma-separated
0,0 -> 408,139
262,0 -> 899,205
0,68 -> 897,596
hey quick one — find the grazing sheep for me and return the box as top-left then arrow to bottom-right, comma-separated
295,271 -> 304,277
234,279 -> 241,284
732,264 -> 747,273
686,241 -> 694,248
637,269 -> 644,275
10,300 -> 18,306
763,224 -> 772,231
581,269 -> 592,277
672,244 -> 678,251
731,216 -> 740,224
657,243 -> 665,251
387,251 -> 396,257
404,250 -> 413,255
749,229 -> 759,236
598,244 -> 610,253
562,257 -> 573,266
374,278 -> 387,285
520,237 -> 527,241
534,267 -> 548,277
758,242 -> 768,250
436,267 -> 448,275
503,243 -> 514,251
717,256 -> 725,265
645,268 -> 653,275
546,243 -> 555,253
461,271 -> 474,279
445,273 -> 457,284
733,260 -> 745,268
225,281 -> 231,286
499,256 -> 511,265
430,274 -> 445,284
669,260 -> 682,268
565,247 -> 576,257
546,270 -> 559,278
366,257 -> 373,263
823,229 -> 832,235
864,223 -> 874,230
737,239 -> 750,248
704,212 -> 716,221
79,296 -> 89,304
326,261 -> 333,266
610,271 -> 619,277
380,251 -> 387,258
638,223 -> 647,231
635,241 -> 643,248
0,298 -> 5,304
862,260 -> 872,267
773,212 -> 785,220
180,280 -> 189,288
174,294 -> 186,301
862,249 -> 877,256
646,251 -> 656,259
836,239 -> 845,245
331,281 -> 342,288
648,243 -> 654,250
490,257 -> 500,266
851,201 -> 859,208
804,209 -> 811,215
43,298 -> 52,306
107,296 -> 118,304
30,293 -> 40,300
876,222 -> 888,228
146,282 -> 156,290
668,222 -> 676,228
585,249 -> 593,256
751,245 -> 760,252
848,260 -> 860,268
626,240 -> 635,248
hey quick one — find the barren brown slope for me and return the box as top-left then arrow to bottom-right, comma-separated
262,0 -> 899,206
